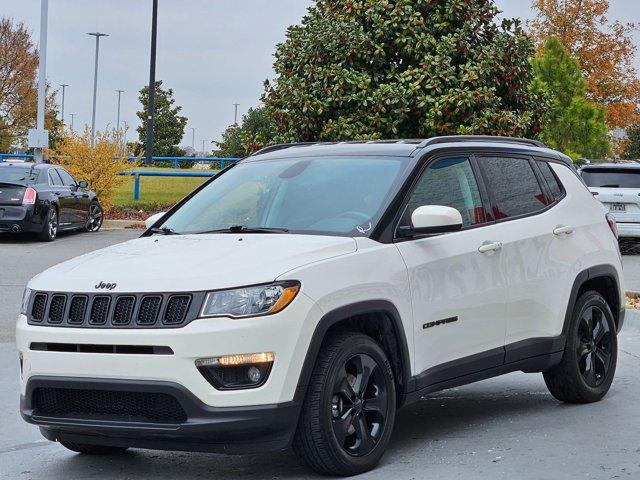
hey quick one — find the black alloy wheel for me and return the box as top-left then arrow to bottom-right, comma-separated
85,202 -> 103,232
293,332 -> 396,476
331,353 -> 389,457
576,305 -> 613,388
39,207 -> 58,241
543,290 -> 618,404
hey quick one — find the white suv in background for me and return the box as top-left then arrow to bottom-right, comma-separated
581,162 -> 640,238
17,137 -> 624,476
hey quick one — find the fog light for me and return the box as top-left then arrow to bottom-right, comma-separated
195,352 -> 274,390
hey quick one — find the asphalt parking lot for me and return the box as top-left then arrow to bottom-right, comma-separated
1,231 -> 639,479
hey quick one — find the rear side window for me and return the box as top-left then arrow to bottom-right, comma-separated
480,156 -> 547,220
581,168 -> 640,188
400,156 -> 486,228
537,161 -> 563,200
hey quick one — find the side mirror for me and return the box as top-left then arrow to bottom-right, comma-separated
400,205 -> 463,237
77,180 -> 89,189
145,212 -> 166,229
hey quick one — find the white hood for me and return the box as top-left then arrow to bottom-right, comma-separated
29,234 -> 357,293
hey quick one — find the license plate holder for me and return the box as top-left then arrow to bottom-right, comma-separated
610,203 -> 626,212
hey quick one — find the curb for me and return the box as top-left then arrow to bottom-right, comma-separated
102,219 -> 146,230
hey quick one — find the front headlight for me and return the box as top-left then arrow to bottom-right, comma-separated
20,287 -> 32,315
201,281 -> 300,318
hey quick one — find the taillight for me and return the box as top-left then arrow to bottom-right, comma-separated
22,187 -> 36,205
606,213 -> 618,239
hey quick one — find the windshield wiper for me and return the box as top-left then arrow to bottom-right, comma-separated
149,227 -> 180,236
196,225 -> 290,234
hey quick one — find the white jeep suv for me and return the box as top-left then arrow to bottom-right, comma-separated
17,137 -> 624,476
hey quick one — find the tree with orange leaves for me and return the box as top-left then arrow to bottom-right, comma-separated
529,0 -> 639,129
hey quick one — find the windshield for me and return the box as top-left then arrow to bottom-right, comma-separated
0,166 -> 38,184
159,156 -> 410,236
581,168 -> 640,188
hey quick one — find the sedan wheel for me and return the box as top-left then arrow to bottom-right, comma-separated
85,203 -> 103,232
38,208 -> 58,242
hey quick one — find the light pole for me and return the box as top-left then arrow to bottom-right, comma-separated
202,139 -> 205,156
69,113 -> 75,131
87,32 -> 108,146
191,127 -> 195,152
31,0 -> 49,163
233,103 -> 240,125
115,89 -> 124,133
145,0 -> 159,165
59,83 -> 68,125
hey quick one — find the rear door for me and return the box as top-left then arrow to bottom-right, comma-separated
48,169 -> 74,225
476,155 -> 575,359
57,168 -> 89,225
581,167 -> 640,223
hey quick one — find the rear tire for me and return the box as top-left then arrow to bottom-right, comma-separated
38,207 -> 58,242
543,291 -> 617,404
58,440 -> 128,455
293,332 -> 396,476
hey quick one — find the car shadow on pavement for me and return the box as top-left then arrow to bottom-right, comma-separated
0,231 -> 81,244
38,380 -> 561,480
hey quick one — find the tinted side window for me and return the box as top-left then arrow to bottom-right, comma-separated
537,161 -> 563,200
400,156 -> 486,228
48,169 -> 64,186
480,156 -> 547,219
57,169 -> 76,187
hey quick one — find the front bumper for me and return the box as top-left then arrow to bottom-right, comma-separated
22,376 -> 300,454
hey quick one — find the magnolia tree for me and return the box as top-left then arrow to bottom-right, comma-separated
263,0 -> 547,142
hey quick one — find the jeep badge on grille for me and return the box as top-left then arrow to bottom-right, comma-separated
95,282 -> 117,291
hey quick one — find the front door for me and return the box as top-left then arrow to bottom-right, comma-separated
48,169 -> 74,226
394,156 -> 507,389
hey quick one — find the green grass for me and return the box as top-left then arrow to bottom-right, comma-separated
113,167 -> 215,210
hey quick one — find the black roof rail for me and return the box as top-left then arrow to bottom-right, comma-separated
415,136 -> 547,149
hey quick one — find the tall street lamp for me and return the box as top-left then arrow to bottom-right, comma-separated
31,0 -> 49,163
59,83 -> 68,125
69,113 -> 76,131
233,103 -> 240,125
87,32 -> 108,146
145,0 -> 159,165
191,127 -> 195,152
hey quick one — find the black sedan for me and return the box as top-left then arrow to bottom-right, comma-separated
0,162 -> 103,241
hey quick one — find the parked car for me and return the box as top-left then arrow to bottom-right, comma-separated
0,162 -> 103,241
580,162 -> 640,238
17,137 -> 624,476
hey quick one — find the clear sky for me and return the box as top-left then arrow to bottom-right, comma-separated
0,0 -> 637,150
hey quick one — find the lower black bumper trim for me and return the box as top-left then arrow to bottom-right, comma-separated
22,376 -> 300,454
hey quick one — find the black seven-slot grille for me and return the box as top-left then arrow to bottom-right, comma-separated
32,387 -> 187,423
27,292 -> 201,329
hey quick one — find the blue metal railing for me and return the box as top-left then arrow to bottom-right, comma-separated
119,170 -> 217,201
127,156 -> 241,169
0,153 -> 34,162
1,153 -> 240,169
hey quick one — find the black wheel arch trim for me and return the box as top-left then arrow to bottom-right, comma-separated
562,264 -> 624,336
294,300 -> 413,406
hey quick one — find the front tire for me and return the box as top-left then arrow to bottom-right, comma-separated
38,207 -> 58,242
84,201 -> 103,232
293,333 -> 396,476
543,291 -> 617,404
58,440 -> 128,455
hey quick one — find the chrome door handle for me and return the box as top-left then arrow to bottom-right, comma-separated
478,241 -> 503,253
553,225 -> 573,236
